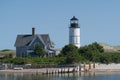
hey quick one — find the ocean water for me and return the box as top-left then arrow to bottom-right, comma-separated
0,72 -> 120,80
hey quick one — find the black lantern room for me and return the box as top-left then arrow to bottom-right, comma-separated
70,16 -> 80,28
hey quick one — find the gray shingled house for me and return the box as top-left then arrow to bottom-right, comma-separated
14,28 -> 55,57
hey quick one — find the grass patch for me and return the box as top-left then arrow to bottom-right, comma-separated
1,49 -> 12,52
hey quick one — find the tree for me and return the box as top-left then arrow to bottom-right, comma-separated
60,44 -> 83,64
34,44 -> 46,57
79,42 -> 104,62
88,42 -> 104,53
99,53 -> 111,64
61,44 -> 78,55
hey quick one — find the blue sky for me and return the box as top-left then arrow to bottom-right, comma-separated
0,0 -> 120,50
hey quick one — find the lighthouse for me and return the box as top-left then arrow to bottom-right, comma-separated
69,16 -> 80,48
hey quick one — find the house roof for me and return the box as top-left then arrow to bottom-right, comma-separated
14,34 -> 54,47
40,34 -> 51,45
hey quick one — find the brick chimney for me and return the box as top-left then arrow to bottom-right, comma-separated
32,27 -> 35,36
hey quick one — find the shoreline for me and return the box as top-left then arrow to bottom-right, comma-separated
89,69 -> 120,72
0,68 -> 47,74
1,68 -> 120,73
1,63 -> 120,73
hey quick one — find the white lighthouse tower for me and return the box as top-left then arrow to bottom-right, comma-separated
69,16 -> 80,48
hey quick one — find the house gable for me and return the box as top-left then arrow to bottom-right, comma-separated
27,35 -> 45,50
